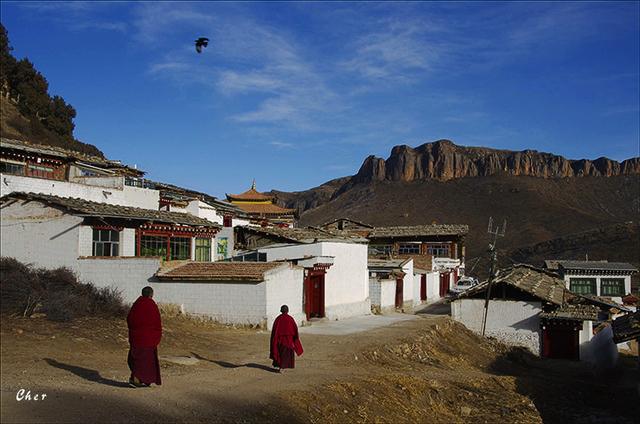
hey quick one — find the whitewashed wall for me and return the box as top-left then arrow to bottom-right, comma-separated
265,265 -> 305,328
1,200 -> 82,269
259,241 -> 370,320
451,299 -> 542,354
413,274 -> 422,306
1,173 -> 160,210
369,278 -> 397,313
426,272 -> 440,300
401,260 -> 414,308
155,279 -> 267,326
76,257 -> 162,302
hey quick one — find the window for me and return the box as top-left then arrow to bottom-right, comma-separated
399,243 -> 420,254
601,279 -> 625,296
79,168 -> 100,177
0,161 -> 25,175
195,238 -> 211,262
92,229 -> 119,256
569,278 -> 597,295
427,243 -> 451,258
368,245 -> 392,256
27,164 -> 54,179
140,235 -> 167,257
223,215 -> 232,227
170,237 -> 191,260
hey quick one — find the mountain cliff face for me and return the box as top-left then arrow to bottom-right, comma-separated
352,140 -> 639,184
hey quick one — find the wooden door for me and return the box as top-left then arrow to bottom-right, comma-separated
542,325 -> 579,360
420,274 -> 427,301
395,278 -> 404,308
439,272 -> 449,297
305,273 -> 325,319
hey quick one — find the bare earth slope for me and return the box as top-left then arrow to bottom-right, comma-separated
1,312 -> 638,423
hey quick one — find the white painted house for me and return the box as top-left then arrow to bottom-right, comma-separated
257,241 -> 371,321
545,260 -> 636,300
154,261 -> 305,329
0,192 -> 220,300
451,264 -> 619,360
368,258 -> 414,313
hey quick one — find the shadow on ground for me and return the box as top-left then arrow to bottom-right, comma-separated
487,349 -> 640,424
2,387 -> 304,423
43,358 -> 130,388
190,352 -> 279,373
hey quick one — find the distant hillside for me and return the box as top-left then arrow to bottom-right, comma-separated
270,139 -> 639,260
0,23 -> 103,157
469,223 -> 640,289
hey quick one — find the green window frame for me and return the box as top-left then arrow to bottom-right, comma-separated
601,278 -> 625,296
569,278 -> 597,295
140,235 -> 167,258
170,237 -> 191,260
195,238 -> 211,262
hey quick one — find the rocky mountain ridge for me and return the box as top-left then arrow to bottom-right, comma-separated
352,139 -> 639,184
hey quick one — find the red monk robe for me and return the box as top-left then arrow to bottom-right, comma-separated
127,295 -> 162,386
270,311 -> 303,370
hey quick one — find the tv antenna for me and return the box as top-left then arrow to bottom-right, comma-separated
481,217 -> 507,336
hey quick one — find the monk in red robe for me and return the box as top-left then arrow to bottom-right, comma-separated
270,305 -> 303,372
127,286 -> 162,387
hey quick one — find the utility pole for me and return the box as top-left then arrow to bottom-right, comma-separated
481,217 -> 507,337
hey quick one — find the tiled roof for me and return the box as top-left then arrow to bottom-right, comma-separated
1,137 -> 142,175
458,265 -> 567,305
321,218 -> 374,229
557,260 -> 637,272
612,311 -> 640,343
156,261 -> 286,281
540,304 -> 600,321
240,225 -> 366,243
226,187 -> 274,202
368,258 -> 412,269
366,224 -> 469,238
234,202 -> 295,215
2,192 -> 220,227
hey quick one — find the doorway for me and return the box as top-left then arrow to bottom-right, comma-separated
304,272 -> 325,320
420,274 -> 427,301
395,278 -> 404,309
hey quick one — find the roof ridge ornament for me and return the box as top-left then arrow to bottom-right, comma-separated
251,179 -> 256,190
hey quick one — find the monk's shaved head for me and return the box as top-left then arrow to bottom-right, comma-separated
142,286 -> 154,298
280,305 -> 289,314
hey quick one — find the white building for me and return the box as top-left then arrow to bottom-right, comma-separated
155,261 -> 305,329
451,265 -> 598,357
368,258 -> 414,313
256,241 -> 371,322
1,192 -> 220,269
545,260 -> 636,300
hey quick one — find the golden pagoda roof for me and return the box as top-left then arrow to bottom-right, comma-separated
234,202 -> 295,216
226,180 -> 274,202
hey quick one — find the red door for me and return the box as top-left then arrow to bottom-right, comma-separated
439,272 -> 450,297
420,274 -> 427,301
395,278 -> 404,308
304,273 -> 325,320
542,324 -> 579,360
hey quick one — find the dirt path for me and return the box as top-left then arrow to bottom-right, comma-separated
1,313 -> 638,423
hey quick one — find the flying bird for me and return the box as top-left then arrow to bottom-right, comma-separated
195,37 -> 209,54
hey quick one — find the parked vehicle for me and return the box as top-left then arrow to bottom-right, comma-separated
450,277 -> 479,294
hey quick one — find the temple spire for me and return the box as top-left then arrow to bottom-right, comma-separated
251,179 -> 256,190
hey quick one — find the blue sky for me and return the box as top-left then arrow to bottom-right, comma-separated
1,2 -> 639,197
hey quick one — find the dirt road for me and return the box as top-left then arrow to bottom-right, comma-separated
1,311 -> 638,423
